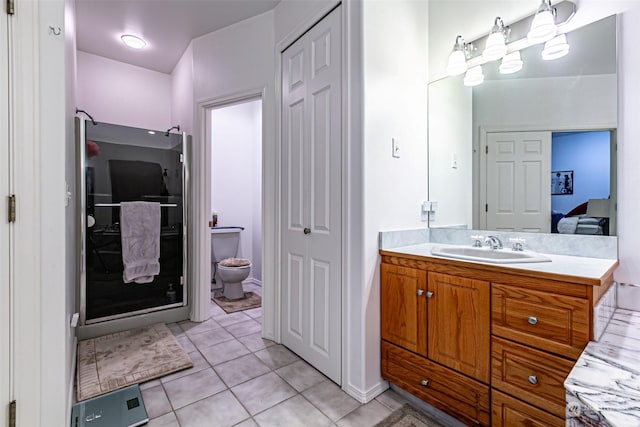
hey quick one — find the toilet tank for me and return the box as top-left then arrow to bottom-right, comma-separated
211,227 -> 243,262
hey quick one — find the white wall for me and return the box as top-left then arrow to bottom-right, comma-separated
76,51 -> 172,131
363,0 -> 429,394
210,99 -> 262,281
171,43 -> 194,135
428,1 -> 640,296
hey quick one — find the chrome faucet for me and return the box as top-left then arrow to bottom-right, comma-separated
484,235 -> 503,250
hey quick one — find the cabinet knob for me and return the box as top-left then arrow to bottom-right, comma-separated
527,316 -> 538,325
426,291 -> 434,298
303,227 -> 311,235
528,375 -> 538,385
417,289 -> 424,296
420,379 -> 429,386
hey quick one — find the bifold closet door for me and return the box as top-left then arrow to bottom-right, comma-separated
281,6 -> 342,384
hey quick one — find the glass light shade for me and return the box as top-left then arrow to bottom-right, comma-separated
542,34 -> 570,60
121,34 -> 147,49
527,10 -> 556,44
499,51 -> 523,74
446,50 -> 467,76
483,31 -> 507,61
463,66 -> 484,87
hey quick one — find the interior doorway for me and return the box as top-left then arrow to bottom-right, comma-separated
208,98 -> 263,297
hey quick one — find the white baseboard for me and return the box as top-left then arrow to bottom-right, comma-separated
244,278 -> 262,287
343,379 -> 389,403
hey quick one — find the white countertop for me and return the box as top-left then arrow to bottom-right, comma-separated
565,309 -> 640,426
381,243 -> 617,283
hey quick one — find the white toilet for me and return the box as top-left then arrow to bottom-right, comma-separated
211,227 -> 251,300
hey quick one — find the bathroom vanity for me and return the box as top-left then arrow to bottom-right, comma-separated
379,243 -> 617,426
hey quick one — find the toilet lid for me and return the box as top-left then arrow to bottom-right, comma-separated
219,257 -> 251,267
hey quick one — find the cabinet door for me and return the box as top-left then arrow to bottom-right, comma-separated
428,272 -> 490,383
381,263 -> 427,355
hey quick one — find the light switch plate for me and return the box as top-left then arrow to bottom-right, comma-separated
392,138 -> 400,158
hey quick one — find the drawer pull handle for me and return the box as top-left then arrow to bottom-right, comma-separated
420,379 -> 429,386
426,291 -> 434,298
417,289 -> 424,296
528,375 -> 538,385
527,316 -> 538,325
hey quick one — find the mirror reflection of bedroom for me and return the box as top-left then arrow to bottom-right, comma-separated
551,130 -> 615,236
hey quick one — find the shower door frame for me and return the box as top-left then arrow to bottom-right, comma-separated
76,118 -> 191,327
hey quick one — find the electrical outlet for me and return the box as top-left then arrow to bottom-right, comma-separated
392,138 -> 400,158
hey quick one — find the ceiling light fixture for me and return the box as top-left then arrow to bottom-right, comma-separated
463,65 -> 484,87
483,17 -> 509,61
446,36 -> 470,76
527,0 -> 557,45
541,33 -> 570,60
121,34 -> 147,49
147,130 -> 156,135
499,51 -> 524,74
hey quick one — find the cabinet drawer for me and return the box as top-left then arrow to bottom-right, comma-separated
492,283 -> 590,359
382,341 -> 490,426
491,389 -> 564,427
491,337 -> 574,418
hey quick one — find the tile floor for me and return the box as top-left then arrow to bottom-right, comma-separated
139,283 -> 412,427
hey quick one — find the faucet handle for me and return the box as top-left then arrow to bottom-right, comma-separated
509,238 -> 526,251
471,235 -> 484,247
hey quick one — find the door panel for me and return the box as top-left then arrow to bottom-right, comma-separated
486,131 -> 551,232
1,11 -> 10,423
281,6 -> 342,384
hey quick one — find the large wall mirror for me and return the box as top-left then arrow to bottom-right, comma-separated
428,15 -> 617,236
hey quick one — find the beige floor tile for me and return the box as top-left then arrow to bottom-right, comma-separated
176,334 -> 197,353
175,390 -> 249,427
139,378 -> 161,390
214,311 -> 252,327
163,368 -> 227,410
147,411 -> 180,427
302,380 -> 360,422
237,333 -> 276,353
160,351 -> 209,383
226,319 -> 262,338
233,418 -> 259,427
214,353 -> 271,387
243,307 -> 262,319
140,384 -> 172,419
179,318 -> 220,337
231,372 -> 297,415
188,327 -> 234,350
335,400 -> 391,427
253,395 -> 332,427
200,339 -> 251,366
275,360 -> 327,392
375,389 -> 408,411
254,345 -> 300,370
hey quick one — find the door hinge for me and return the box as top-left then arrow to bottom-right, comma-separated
179,154 -> 184,163
8,195 -> 16,223
9,400 -> 16,427
7,0 -> 15,15
485,203 -> 488,212
485,145 -> 488,154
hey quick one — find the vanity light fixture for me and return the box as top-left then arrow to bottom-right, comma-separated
541,33 -> 570,60
463,65 -> 484,87
446,36 -> 471,76
527,0 -> 557,45
482,17 -> 509,61
499,51 -> 524,74
121,34 -> 147,49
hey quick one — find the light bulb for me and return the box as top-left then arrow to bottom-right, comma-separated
499,51 -> 523,74
527,2 -> 557,45
542,34 -> 570,60
463,66 -> 484,87
446,50 -> 467,76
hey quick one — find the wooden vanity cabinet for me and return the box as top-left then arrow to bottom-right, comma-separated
380,252 -> 615,427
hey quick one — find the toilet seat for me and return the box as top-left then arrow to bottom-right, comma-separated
219,257 -> 251,268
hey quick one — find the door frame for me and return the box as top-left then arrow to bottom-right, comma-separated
194,88 -> 267,324
275,0 -> 349,387
478,123 -> 617,230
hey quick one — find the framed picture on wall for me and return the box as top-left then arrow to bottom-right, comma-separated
551,170 -> 574,195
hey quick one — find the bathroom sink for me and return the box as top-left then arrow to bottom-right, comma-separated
430,246 -> 551,264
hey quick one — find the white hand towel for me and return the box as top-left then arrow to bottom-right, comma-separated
120,201 -> 161,284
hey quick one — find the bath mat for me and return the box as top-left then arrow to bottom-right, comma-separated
212,291 -> 261,314
76,323 -> 193,401
375,404 -> 444,427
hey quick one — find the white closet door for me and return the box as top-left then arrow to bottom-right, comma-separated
486,131 -> 551,232
281,6 -> 342,384
0,10 -> 11,424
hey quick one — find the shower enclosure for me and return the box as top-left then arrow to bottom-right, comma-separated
76,118 -> 190,326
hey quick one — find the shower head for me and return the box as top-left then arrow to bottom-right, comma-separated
165,125 -> 180,137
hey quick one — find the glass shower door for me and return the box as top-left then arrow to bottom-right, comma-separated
81,120 -> 187,323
